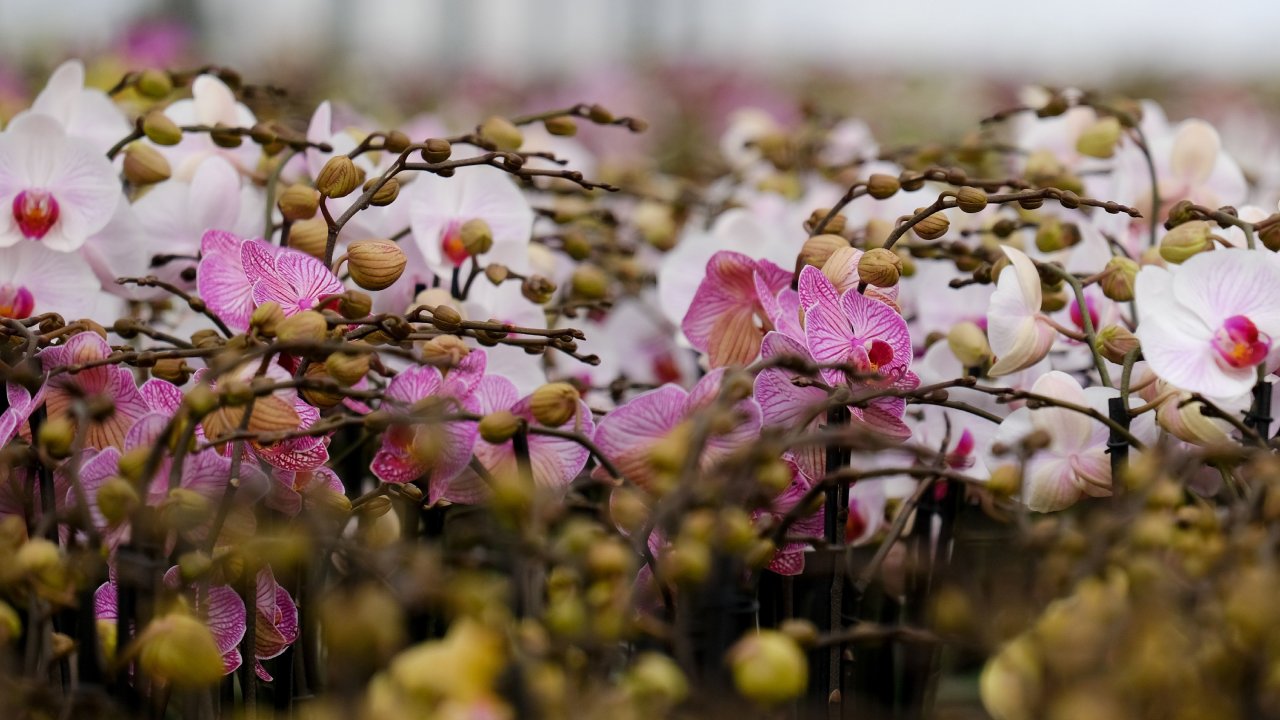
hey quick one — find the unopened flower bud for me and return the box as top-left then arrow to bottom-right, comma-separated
302,365 -> 343,409
479,410 -> 522,444
16,538 -> 62,581
135,68 -> 173,99
912,211 -> 950,241
123,143 -> 171,185
363,177 -> 400,206
137,613 -> 226,688
530,383 -> 579,427
544,116 -> 578,136
250,301 -> 284,336
94,476 -> 139,527
1095,324 -> 1140,364
634,202 -> 677,250
421,335 -> 470,367
38,416 -> 75,459
479,116 -> 523,151
729,631 -> 808,706
275,310 -> 328,343
1036,93 -> 1070,118
626,652 -> 689,704
986,464 -> 1022,497
857,248 -> 903,287
384,130 -> 411,153
430,304 -> 463,333
337,289 -> 373,319
0,602 -> 20,644
1040,286 -> 1068,313
207,123 -> 241,148
799,234 -> 849,268
1159,221 -> 1215,263
422,138 -> 452,164
346,240 -> 407,290
1076,116 -> 1123,159
485,264 -> 510,285
315,156 -> 363,199
143,111 -> 183,146
325,350 -> 370,387
459,218 -> 494,255
152,358 -> 191,385
571,264 -> 610,299
522,275 -> 558,304
807,208 -> 846,235
288,217 -> 328,259
947,321 -> 993,368
277,183 -> 320,221
1100,256 -> 1138,302
587,104 -> 615,123
866,173 -> 901,200
955,186 -> 988,213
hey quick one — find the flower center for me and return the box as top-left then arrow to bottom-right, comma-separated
13,190 -> 59,240
1212,315 -> 1270,370
440,219 -> 469,266
0,284 -> 34,319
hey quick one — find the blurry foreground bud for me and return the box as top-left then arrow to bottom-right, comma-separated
858,247 -> 903,287
97,477 -> 141,525
544,116 -> 578,136
209,124 -> 242,148
1159,220 -> 1215,263
955,186 -> 988,213
316,156 -> 363,199
799,234 -> 848,268
135,613 -> 226,688
135,69 -> 173,98
1095,324 -> 1140,364
302,365 -> 343,409
277,184 -> 320,221
152,358 -> 191,385
276,310 -> 328,344
626,652 -> 689,705
430,304 -> 463,332
142,111 -> 182,146
363,177 -> 400,206
479,116 -> 524,151
729,631 -> 808,706
980,636 -> 1041,720
337,290 -> 373,319
123,144 -> 171,185
866,173 -> 900,199
1076,116 -> 1123,159
530,383 -> 579,426
947,321 -> 993,368
0,601 -> 19,644
1099,256 -> 1138,302
634,202 -> 677,250
479,410 -> 522,444
986,464 -> 1022,497
571,264 -> 610,299
421,335 -> 470,367
251,301 -> 284,336
522,275 -> 557,304
321,585 -> 405,668
459,218 -> 494,255
912,211 -> 950,240
346,240 -> 407,290
485,263 -> 510,285
326,350 -> 370,386
38,416 -> 75,459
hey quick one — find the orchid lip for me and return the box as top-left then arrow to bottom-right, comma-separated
1211,314 -> 1270,370
13,189 -> 60,240
0,284 -> 35,319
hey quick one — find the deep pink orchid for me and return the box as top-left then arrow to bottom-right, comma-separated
371,350 -> 486,502
40,331 -> 151,450
252,566 -> 300,681
242,237 -> 343,316
681,250 -> 791,368
803,274 -> 913,389
752,455 -> 824,576
593,369 -> 762,493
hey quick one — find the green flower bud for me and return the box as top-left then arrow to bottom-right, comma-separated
1095,324 -> 1140,364
459,218 -> 494,255
530,383 -> 579,427
136,613 -> 226,688
142,111 -> 183,146
1100,256 -> 1138,302
479,116 -> 523,151
948,321 -> 993,368
123,143 -> 171,185
135,69 -> 173,99
1076,116 -> 1123,159
729,631 -> 808,706
857,247 -> 903,287
1159,221 -> 1216,263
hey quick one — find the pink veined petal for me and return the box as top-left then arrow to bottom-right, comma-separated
804,297 -> 856,384
224,649 -> 244,675
443,348 -> 488,396
274,250 -> 342,308
593,384 -> 687,490
1022,455 -> 1083,512
198,247 -> 255,332
200,228 -> 242,257
255,435 -> 329,472
93,582 -> 118,620
384,365 -> 444,406
684,368 -> 731,415
681,250 -> 759,350
768,547 -> 806,576
206,585 -> 248,657
474,374 -> 521,414
797,265 -> 838,310
515,398 -> 596,491
424,419 -> 481,503
840,289 -> 911,366
371,445 -> 421,485
139,378 -> 184,413
240,238 -> 278,286
1172,248 -> 1280,336
754,259 -> 793,296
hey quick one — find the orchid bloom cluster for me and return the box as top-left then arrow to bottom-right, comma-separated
3,57 -> 1280,720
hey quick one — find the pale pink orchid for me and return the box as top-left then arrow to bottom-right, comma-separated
593,369 -> 762,493
0,240 -> 104,320
406,165 -> 534,277
40,331 -> 150,450
197,229 -> 259,332
153,74 -> 259,179
1135,248 -> 1280,399
446,374 -> 596,504
571,296 -> 698,407
681,250 -> 791,367
0,113 -> 120,251
17,60 -> 132,155
370,350 -> 486,501
242,235 -> 343,316
990,371 -> 1154,512
96,573 -> 248,675
986,246 -> 1057,377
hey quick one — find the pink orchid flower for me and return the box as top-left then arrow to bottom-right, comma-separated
371,350 -> 486,501
802,274 -> 913,389
197,229 -> 258,332
754,331 -> 828,479
753,456 -> 824,576
407,165 -> 534,277
681,250 -> 791,367
1136,248 -> 1280,399
197,362 -> 329,472
0,381 -> 46,446
252,566 -> 300,681
96,572 -> 247,675
593,368 -> 762,493
265,466 -> 345,517
40,331 -> 151,450
447,374 -> 596,504
242,236 -> 344,316
0,113 -> 120,251
987,245 -> 1057,376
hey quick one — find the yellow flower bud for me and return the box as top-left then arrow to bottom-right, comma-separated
1076,116 -> 1123,159
209,123 -> 242,149
530,383 -> 579,426
1100,256 -> 1138,302
729,631 -> 808,706
570,264 -> 610,300
136,612 -> 226,688
315,155 -> 364,199
421,335 -> 471,367
97,476 -> 141,526
135,69 -> 173,99
459,218 -> 493,255
275,310 -> 329,344
857,247 -> 903,287
337,289 -> 373,319
1095,324 -> 1140,364
123,143 -> 171,185
544,116 -> 578,137
479,116 -> 524,151
634,202 -> 677,251
625,652 -> 689,704
151,358 -> 191,385
142,111 -> 182,146
250,300 -> 284,336
799,234 -> 849,269
325,349 -> 370,387
866,173 -> 901,200
277,183 -> 320,221
38,416 -> 76,459
1160,221 -> 1216,263
288,217 -> 328,260
479,410 -> 522,444
346,240 -> 407,291
0,601 -> 20,644
301,365 -> 343,409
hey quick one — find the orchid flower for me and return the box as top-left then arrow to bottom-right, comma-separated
0,240 -> 104,320
242,235 -> 343,315
1135,248 -> 1280,399
0,113 -> 120,250
681,250 -> 791,367
40,331 -> 151,450
593,369 -> 762,493
199,361 -> 329,472
18,60 -> 132,155
987,245 -> 1057,376
752,456 -> 823,576
252,566 -> 300,681
407,165 -> 534,277
371,350 -> 486,502
803,276 -> 912,388
754,331 -> 828,479
153,74 -> 259,179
